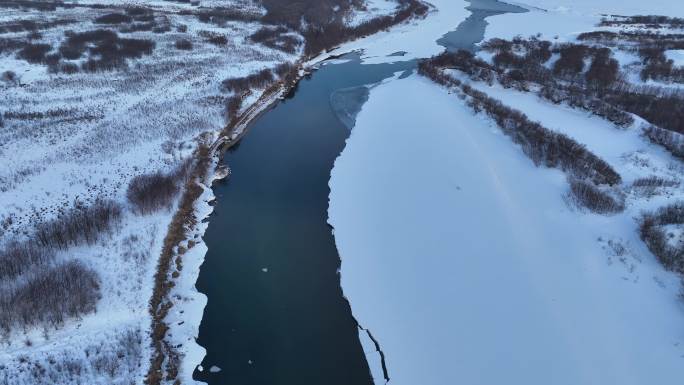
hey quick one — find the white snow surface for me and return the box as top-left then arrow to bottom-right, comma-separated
329,71 -> 684,385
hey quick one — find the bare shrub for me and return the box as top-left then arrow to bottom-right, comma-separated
553,44 -> 588,77
199,30 -> 227,46
16,42 -> 52,64
309,0 -> 428,56
606,87 -> 684,134
600,15 -> 684,29
633,176 -> 680,188
35,199 -> 122,250
0,37 -> 26,54
631,175 -> 680,197
640,203 -> 684,273
250,26 -> 300,54
644,125 -> 684,159
1,70 -> 17,83
174,38 -> 192,50
127,167 -> 187,215
586,48 -> 619,90
225,95 -> 242,124
258,0 -> 427,56
274,61 -> 297,84
0,260 -> 100,332
94,13 -> 132,24
222,68 -> 274,93
189,7 -> 261,25
59,29 -> 154,72
0,241 -> 55,280
568,178 -> 625,214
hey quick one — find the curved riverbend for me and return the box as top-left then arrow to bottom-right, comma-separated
193,55 -> 412,385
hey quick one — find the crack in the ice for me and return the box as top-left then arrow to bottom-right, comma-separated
357,322 -> 390,384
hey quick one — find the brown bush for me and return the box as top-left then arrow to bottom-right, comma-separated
35,199 -> 122,250
568,178 -> 624,214
222,68 -> 274,93
174,38 -> 192,50
127,167 -> 187,215
553,44 -> 588,77
16,42 -> 52,64
0,241 -> 55,280
250,26 -> 300,54
94,13 -> 132,24
640,203 -> 684,273
0,260 -> 100,333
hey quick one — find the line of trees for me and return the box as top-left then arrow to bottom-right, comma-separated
257,0 -> 428,56
301,0 -> 428,56
644,125 -> 684,159
600,15 -> 684,29
479,40 -> 634,127
222,68 -> 274,94
419,52 -> 623,213
482,37 -> 684,138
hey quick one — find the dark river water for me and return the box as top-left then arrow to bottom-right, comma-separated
193,1 -> 524,384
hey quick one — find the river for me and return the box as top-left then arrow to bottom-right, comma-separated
193,1 -> 524,384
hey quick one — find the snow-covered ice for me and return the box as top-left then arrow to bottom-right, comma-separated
329,72 -> 684,385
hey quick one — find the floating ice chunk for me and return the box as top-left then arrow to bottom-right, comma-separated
197,365 -> 204,372
209,366 -> 221,373
261,267 -> 268,272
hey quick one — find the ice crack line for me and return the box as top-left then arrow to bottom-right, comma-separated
357,323 -> 390,384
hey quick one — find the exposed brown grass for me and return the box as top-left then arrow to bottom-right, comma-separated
145,144 -> 211,385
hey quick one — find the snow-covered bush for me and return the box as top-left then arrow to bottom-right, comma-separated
174,38 -> 193,50
0,241 -> 54,280
0,327 -> 143,385
35,200 -> 122,250
222,68 -> 274,93
640,203 -> 684,274
127,169 -> 186,215
0,260 -> 100,335
644,125 -> 684,159
568,177 -> 625,214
